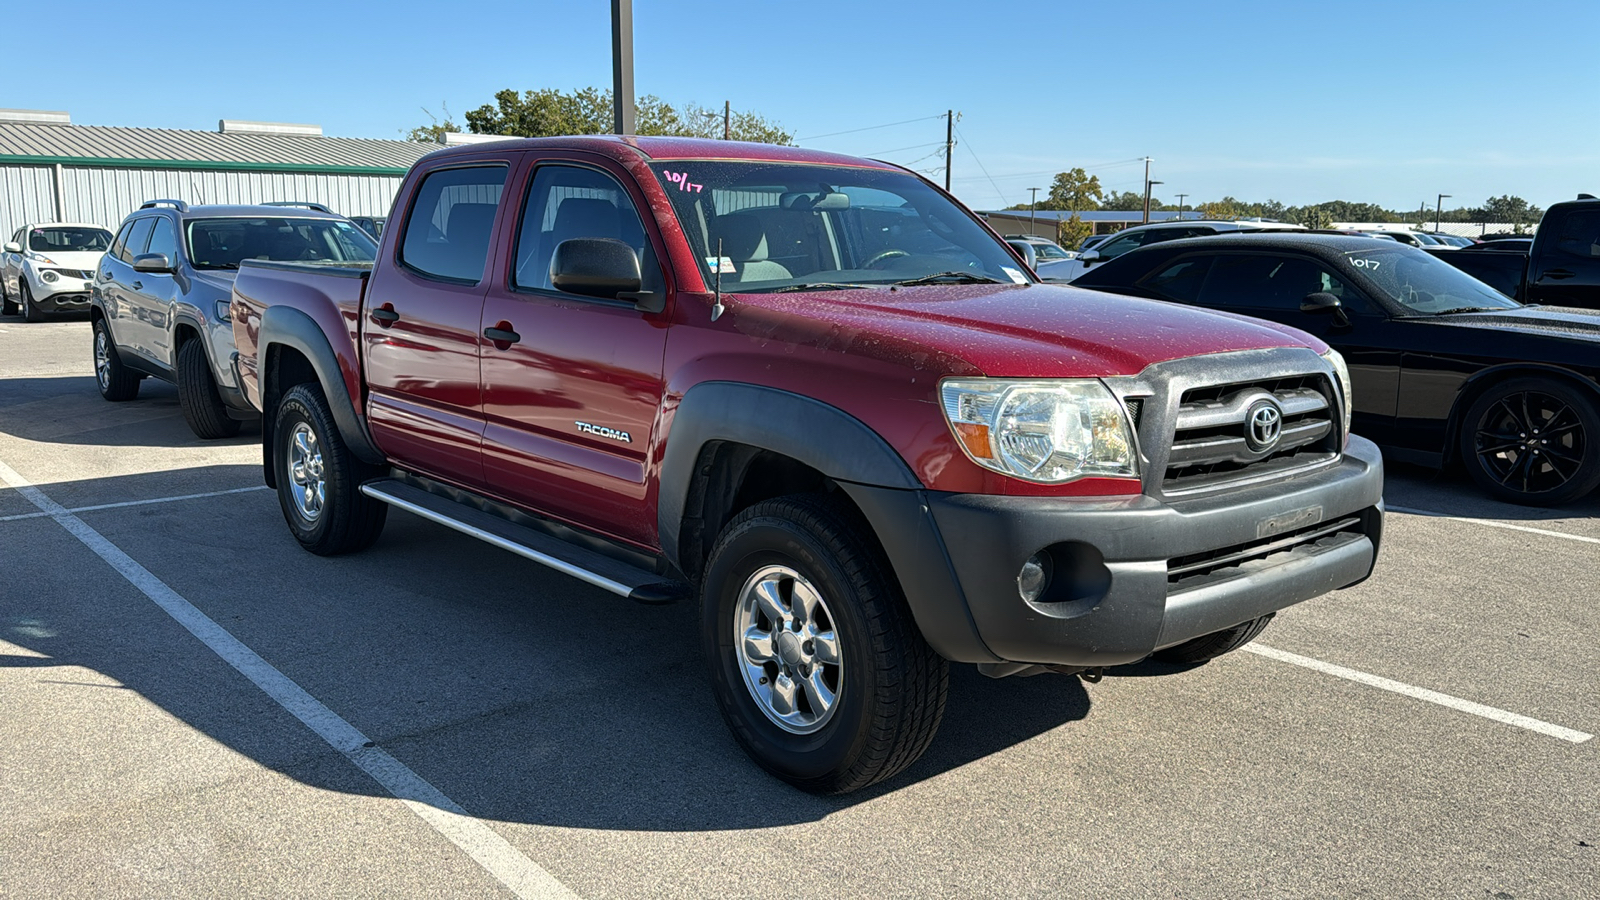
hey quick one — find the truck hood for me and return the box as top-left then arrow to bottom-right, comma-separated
726,282 -> 1324,378
1429,304 -> 1600,340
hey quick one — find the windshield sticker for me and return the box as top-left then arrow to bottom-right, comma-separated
663,171 -> 704,193
706,256 -> 736,274
1001,266 -> 1027,284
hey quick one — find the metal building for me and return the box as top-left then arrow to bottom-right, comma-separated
0,109 -> 436,239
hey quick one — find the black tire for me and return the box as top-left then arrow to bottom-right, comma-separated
272,383 -> 388,555
1152,613 -> 1275,665
92,317 -> 141,402
1460,378 -> 1600,507
1,279 -> 15,316
701,493 -> 948,794
177,338 -> 242,439
21,281 -> 42,322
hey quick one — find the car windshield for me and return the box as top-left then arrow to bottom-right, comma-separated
648,161 -> 1029,292
1343,246 -> 1521,314
1033,243 -> 1072,260
184,217 -> 378,270
29,227 -> 113,253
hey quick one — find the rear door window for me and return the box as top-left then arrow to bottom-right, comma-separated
1197,253 -> 1368,313
400,165 -> 508,283
119,218 -> 157,263
1550,210 -> 1600,259
1138,256 -> 1213,303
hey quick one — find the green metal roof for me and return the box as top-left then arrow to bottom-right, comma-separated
0,122 -> 434,175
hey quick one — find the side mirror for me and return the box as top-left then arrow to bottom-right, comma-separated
550,238 -> 656,308
1011,243 -> 1037,269
132,252 -> 173,273
3,242 -> 19,254
1302,291 -> 1351,327
1078,249 -> 1102,265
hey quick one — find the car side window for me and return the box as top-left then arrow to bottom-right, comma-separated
1139,256 -> 1214,303
513,164 -> 659,294
119,218 -> 157,264
106,222 -> 133,262
145,218 -> 179,264
1197,254 -> 1369,314
400,165 -> 508,284
1097,231 -> 1145,259
1550,210 -> 1600,259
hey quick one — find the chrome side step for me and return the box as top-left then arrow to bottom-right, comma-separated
360,478 -> 686,604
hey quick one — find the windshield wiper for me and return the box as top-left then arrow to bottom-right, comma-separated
893,271 -> 1009,286
1431,306 -> 1503,315
766,282 -> 875,293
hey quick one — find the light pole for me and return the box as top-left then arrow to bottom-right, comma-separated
611,0 -> 634,135
1143,180 -> 1163,224
1029,187 -> 1041,235
1436,193 -> 1451,234
1175,193 -> 1187,219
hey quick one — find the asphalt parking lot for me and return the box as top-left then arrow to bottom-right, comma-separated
2,315 -> 1596,899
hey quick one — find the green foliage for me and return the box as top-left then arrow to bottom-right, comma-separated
1039,168 -> 1103,211
1469,195 -> 1543,227
458,87 -> 793,145
1102,190 -> 1155,211
405,104 -> 459,143
1056,213 -> 1093,251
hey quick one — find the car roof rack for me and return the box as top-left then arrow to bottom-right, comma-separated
139,199 -> 190,212
261,201 -> 334,213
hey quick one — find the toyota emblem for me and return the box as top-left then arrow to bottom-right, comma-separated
1245,400 -> 1284,452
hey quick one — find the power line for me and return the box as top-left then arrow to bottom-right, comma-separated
796,114 -> 946,141
953,123 -> 1007,208
865,140 -> 946,156
946,157 -> 1149,183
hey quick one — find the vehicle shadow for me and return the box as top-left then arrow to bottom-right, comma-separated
1380,457 -> 1600,522
1,464 -> 1092,831
0,375 -> 260,447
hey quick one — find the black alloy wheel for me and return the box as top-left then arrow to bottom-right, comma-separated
1462,378 -> 1600,506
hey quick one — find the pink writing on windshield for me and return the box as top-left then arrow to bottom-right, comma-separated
663,171 -> 704,193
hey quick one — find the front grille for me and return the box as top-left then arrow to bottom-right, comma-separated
1167,513 -> 1368,590
1162,374 -> 1339,494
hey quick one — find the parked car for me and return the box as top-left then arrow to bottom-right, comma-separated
230,136 -> 1382,794
1429,233 -> 1475,248
91,199 -> 377,439
1079,233 -> 1113,252
1002,235 -> 1076,261
1461,237 -> 1532,253
1072,232 -> 1600,505
1430,196 -> 1600,308
1048,219 -> 1307,281
2,223 -> 115,320
350,216 -> 386,239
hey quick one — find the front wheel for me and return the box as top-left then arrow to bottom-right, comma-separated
273,383 -> 388,555
702,494 -> 948,794
1461,378 -> 1600,507
21,281 -> 42,323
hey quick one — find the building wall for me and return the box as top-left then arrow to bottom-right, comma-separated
0,164 -> 405,239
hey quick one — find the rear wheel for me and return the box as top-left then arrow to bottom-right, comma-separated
93,318 -> 141,401
177,338 -> 242,439
702,494 -> 948,794
1,278 -> 16,316
1461,378 -> 1600,507
21,281 -> 42,322
1152,613 -> 1275,665
273,383 -> 387,555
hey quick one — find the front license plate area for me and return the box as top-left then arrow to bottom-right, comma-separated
1257,505 -> 1323,539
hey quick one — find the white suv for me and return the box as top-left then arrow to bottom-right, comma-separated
1047,219 -> 1306,282
2,223 -> 115,321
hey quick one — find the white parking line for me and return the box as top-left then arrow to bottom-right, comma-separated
1389,504 -> 1600,546
0,457 -> 578,900
0,485 -> 271,523
1245,644 -> 1592,744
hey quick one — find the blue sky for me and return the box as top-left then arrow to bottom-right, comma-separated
5,0 -> 1595,212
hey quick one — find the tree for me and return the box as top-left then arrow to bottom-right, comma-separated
1470,195 -> 1543,229
1056,213 -> 1094,251
461,87 -> 793,144
405,103 -> 460,143
1102,190 -> 1154,211
1040,168 -> 1103,212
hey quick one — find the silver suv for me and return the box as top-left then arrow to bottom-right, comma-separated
92,199 -> 377,438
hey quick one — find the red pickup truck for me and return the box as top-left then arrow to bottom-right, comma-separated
230,136 -> 1384,794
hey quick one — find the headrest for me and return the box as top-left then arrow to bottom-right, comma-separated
551,198 -> 621,242
715,213 -> 770,261
446,203 -> 497,246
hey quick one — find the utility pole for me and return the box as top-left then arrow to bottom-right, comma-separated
1175,193 -> 1187,219
1436,193 -> 1451,233
723,100 -> 730,140
1029,187 -> 1041,235
1141,157 -> 1154,224
944,110 -> 954,192
611,0 -> 635,135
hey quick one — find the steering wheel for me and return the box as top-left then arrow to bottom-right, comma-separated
863,249 -> 910,269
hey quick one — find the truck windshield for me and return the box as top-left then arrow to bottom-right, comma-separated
185,217 -> 378,270
30,227 -> 113,253
648,161 -> 1029,292
1343,246 -> 1522,314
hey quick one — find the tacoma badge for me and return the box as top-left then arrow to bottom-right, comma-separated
575,421 -> 632,443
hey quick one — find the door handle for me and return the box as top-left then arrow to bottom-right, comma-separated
132,281 -> 142,290
1541,269 -> 1575,280
370,304 -> 400,326
483,324 -> 521,345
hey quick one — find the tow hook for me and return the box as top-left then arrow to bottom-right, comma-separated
1078,667 -> 1105,684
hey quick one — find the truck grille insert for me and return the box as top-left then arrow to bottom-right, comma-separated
1167,514 -> 1367,590
1162,374 -> 1340,494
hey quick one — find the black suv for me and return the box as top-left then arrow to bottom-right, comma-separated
92,200 -> 377,438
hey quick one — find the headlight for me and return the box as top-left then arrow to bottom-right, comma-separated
40,270 -> 58,283
940,379 -> 1139,484
214,299 -> 232,322
1321,348 -> 1352,445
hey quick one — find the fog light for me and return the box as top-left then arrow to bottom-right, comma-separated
1018,552 -> 1053,603
40,270 -> 58,283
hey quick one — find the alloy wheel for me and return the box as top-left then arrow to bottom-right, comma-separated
286,422 -> 327,522
1473,390 -> 1588,495
734,565 -> 843,735
94,329 -> 110,389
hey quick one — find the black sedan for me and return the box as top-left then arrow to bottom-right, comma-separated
1072,233 -> 1600,506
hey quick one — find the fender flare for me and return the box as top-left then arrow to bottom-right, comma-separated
258,304 -> 386,469
1445,361 -> 1600,462
656,381 -> 920,571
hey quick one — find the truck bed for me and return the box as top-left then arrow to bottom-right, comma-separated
231,259 -> 371,412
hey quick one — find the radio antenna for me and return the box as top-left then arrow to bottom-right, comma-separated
710,237 -> 725,321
